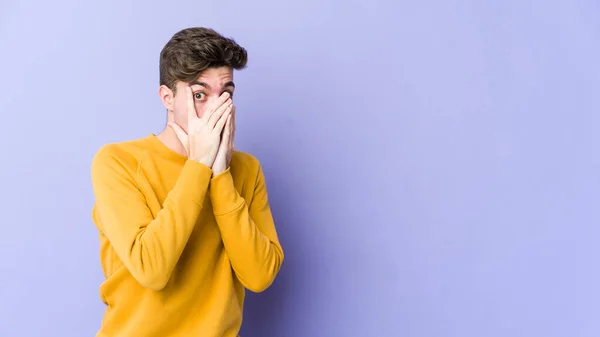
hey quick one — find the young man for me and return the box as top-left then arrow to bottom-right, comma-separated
90,27 -> 284,337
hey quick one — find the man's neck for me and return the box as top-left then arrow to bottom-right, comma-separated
155,127 -> 187,157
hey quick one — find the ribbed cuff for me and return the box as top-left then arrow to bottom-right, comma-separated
175,160 -> 213,205
210,167 -> 244,215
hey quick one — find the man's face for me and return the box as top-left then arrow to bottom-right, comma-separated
171,66 -> 235,131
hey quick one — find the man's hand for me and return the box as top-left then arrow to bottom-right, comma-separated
168,88 -> 233,168
212,105 -> 235,176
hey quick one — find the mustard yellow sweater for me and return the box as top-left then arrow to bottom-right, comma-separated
90,134 -> 284,337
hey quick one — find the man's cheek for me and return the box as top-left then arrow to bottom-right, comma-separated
194,103 -> 205,118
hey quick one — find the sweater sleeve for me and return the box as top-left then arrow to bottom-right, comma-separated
209,163 -> 284,293
91,148 -> 212,290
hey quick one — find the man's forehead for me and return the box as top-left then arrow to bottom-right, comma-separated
197,67 -> 233,81
191,69 -> 232,88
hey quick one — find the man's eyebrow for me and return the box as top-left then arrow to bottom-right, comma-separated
189,81 -> 211,89
189,81 -> 235,89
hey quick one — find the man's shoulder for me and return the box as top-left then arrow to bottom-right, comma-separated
91,136 -> 152,172
231,150 -> 259,164
231,150 -> 262,175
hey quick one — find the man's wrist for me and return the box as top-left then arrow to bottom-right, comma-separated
192,159 -> 212,169
212,165 -> 225,177
209,167 -> 241,215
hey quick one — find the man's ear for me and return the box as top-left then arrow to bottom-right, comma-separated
158,85 -> 174,110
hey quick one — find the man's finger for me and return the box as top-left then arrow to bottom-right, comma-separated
203,91 -> 231,122
223,115 -> 232,137
221,115 -> 232,154
186,87 -> 197,123
215,105 -> 233,132
209,99 -> 232,128
230,106 -> 236,148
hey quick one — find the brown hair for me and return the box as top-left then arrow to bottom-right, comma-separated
159,27 -> 248,94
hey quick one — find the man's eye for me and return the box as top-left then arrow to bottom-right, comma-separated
193,92 -> 205,100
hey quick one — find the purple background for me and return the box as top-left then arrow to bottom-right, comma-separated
1,0 -> 600,336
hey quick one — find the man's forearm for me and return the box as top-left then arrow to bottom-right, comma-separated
209,167 -> 284,292
92,154 -> 213,290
